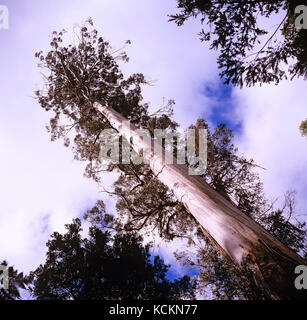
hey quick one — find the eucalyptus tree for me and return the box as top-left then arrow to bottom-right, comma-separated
35,20 -> 306,299
104,119 -> 306,299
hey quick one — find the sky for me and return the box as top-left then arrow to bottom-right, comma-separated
0,0 -> 306,286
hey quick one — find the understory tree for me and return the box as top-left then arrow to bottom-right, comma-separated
29,218 -> 194,300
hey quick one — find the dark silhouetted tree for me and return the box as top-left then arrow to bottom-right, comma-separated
29,218 -> 194,300
0,261 -> 29,300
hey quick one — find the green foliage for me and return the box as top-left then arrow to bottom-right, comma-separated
174,238 -> 269,300
35,19 -> 152,183
175,189 -> 306,300
29,218 -> 194,300
259,191 -> 307,256
35,20 -> 180,184
106,118 -> 306,300
191,119 -> 267,219
36,20 -> 307,300
109,118 -> 268,241
110,163 -> 196,240
170,0 -> 307,87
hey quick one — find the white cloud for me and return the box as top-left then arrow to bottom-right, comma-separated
0,0 -> 305,284
0,0 -> 218,275
234,79 -> 307,217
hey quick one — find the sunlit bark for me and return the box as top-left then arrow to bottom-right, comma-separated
94,102 -> 306,300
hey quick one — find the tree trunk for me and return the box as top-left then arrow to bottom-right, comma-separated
94,102 -> 307,300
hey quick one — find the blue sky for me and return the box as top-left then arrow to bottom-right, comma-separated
0,0 -> 306,286
203,81 -> 242,134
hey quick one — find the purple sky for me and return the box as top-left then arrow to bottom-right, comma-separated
0,0 -> 306,280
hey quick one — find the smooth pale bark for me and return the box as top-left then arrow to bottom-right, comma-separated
94,102 -> 306,300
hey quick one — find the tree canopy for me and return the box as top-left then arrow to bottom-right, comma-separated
34,20 -> 307,300
29,218 -> 194,300
169,0 -> 307,87
175,190 -> 306,300
86,119 -> 307,300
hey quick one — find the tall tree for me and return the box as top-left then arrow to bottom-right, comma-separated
96,119 -> 306,299
35,20 -> 306,299
29,218 -> 194,300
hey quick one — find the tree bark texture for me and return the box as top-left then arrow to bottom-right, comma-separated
94,102 -> 307,300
